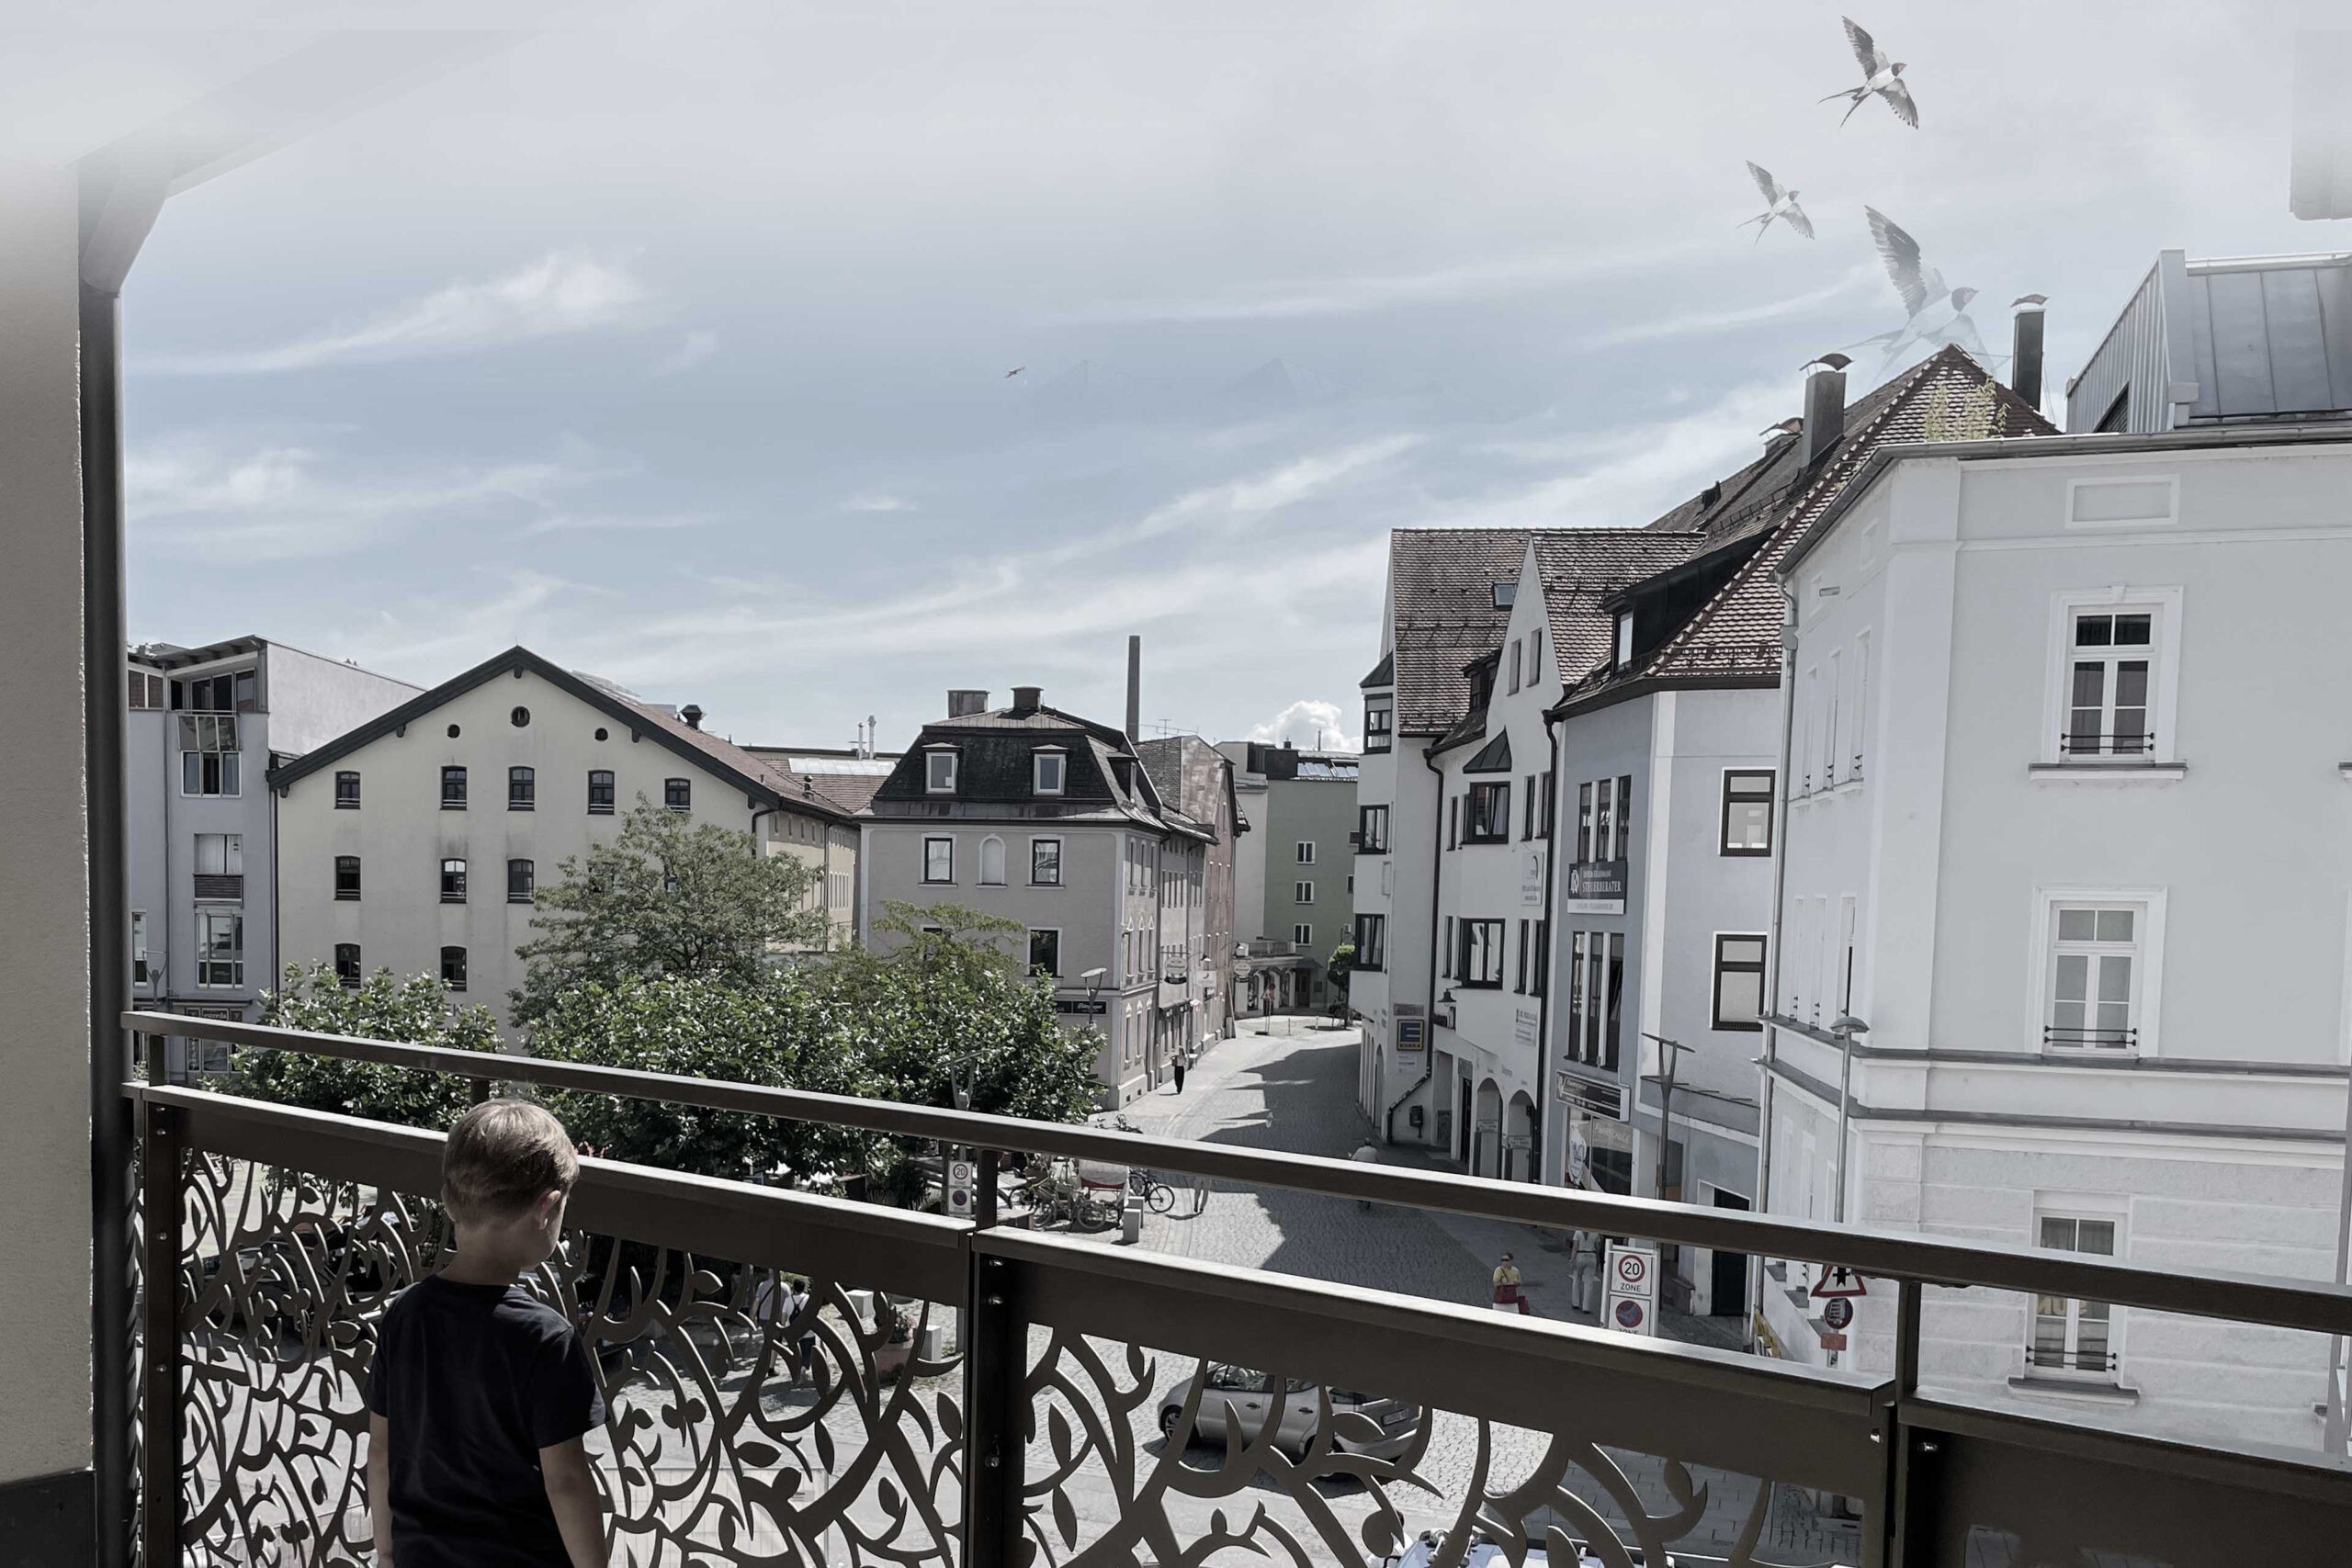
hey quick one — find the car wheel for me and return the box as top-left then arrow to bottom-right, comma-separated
1159,1408 -> 1182,1438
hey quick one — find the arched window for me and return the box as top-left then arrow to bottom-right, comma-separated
979,835 -> 1007,886
507,859 -> 535,903
334,855 -> 361,901
587,769 -> 615,814
440,946 -> 468,991
508,766 -> 536,810
334,771 -> 360,808
441,858 -> 468,903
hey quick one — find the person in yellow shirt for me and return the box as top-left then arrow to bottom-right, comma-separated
1491,1253 -> 1528,1314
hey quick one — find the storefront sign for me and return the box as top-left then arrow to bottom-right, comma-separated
1521,850 -> 1546,907
1563,859 -> 1628,916
1513,1009 -> 1540,1047
1054,998 -> 1108,1016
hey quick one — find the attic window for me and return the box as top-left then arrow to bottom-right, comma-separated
925,748 -> 957,794
1614,611 -> 1634,667
1491,581 -> 1517,609
1033,748 -> 1067,796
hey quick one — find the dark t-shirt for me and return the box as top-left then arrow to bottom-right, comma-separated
365,1274 -> 606,1567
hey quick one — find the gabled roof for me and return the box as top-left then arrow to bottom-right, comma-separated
1555,348 -> 2057,715
1385,529 -> 1532,735
1359,649 -> 1395,690
266,646 -> 854,823
1462,729 -> 1513,773
1531,531 -> 1704,684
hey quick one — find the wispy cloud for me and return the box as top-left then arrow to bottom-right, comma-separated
652,328 -> 718,376
141,254 -> 658,374
1577,264 -> 1879,349
1058,241 -> 1710,323
1044,434 -> 1422,565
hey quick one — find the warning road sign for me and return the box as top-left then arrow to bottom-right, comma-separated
1811,1264 -> 1868,1299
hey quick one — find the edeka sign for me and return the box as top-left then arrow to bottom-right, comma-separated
1562,859 -> 1628,915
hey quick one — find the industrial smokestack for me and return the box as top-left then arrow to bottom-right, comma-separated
1125,634 -> 1141,740
2011,298 -> 2047,412
1797,366 -> 1847,468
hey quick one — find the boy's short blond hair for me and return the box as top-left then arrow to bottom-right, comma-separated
443,1100 -> 580,1224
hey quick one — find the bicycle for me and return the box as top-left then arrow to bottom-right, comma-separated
1127,1168 -> 1178,1215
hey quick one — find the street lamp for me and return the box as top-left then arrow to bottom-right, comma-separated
1641,1032 -> 1694,1204
1828,1014 -> 1869,1225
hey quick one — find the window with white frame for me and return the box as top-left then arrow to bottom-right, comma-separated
2062,610 -> 2154,757
196,909 -> 243,987
979,835 -> 1006,886
1033,749 -> 1066,795
1712,935 -> 1767,1031
1613,610 -> 1633,667
1508,639 -> 1522,694
2045,903 -> 2143,1051
2030,1211 -> 2120,1378
1295,880 -> 1315,904
925,749 -> 957,793
1529,626 -> 1544,677
1721,770 -> 1774,854
1296,841 -> 1316,865
1851,631 -> 1871,777
1826,649 -> 1844,785
1797,667 -> 1817,794
178,715 -> 241,796
1030,837 -> 1061,886
1293,922 -> 1312,945
922,836 -> 954,883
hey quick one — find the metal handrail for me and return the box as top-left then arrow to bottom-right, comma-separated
124,1008 -> 2352,1339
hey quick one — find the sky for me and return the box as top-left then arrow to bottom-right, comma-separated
100,3 -> 2351,755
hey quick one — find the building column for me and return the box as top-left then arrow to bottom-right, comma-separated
0,160 -> 99,1555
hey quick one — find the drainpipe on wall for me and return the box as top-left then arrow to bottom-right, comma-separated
1533,710 -> 1564,1185
1420,740 -> 1452,1145
1747,581 -> 1804,1348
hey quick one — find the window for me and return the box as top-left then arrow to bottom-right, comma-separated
1569,931 -> 1588,1050
1515,919 -> 1530,992
1033,750 -> 1066,795
2063,611 -> 2154,757
1853,632 -> 1871,777
1721,770 -> 1774,854
1491,581 -> 1516,608
1296,841 -> 1317,865
1028,929 -> 1061,977
510,705 -> 530,728
1356,805 -> 1390,853
1592,778 -> 1613,861
1365,701 -> 1393,752
334,770 -> 361,808
923,836 -> 954,884
1529,626 -> 1544,677
1535,773 -> 1554,840
1613,774 -> 1633,860
664,777 -> 691,811
509,766 -> 536,810
441,765 -> 467,809
1352,913 -> 1386,970
130,911 -> 150,986
1613,610 -> 1634,666
1457,919 -> 1505,988
195,833 -> 243,876
508,859 -> 535,903
1442,916 -> 1454,978
2030,1213 -> 2120,1378
178,715 -> 241,796
441,858 -> 468,903
1826,649 -> 1844,785
925,749 -> 957,793
334,943 -> 361,988
127,669 -> 164,709
1713,935 -> 1768,1031
334,855 -> 362,901
1293,922 -> 1313,945
1464,782 -> 1510,843
1531,919 -> 1549,998
979,835 -> 1007,886
196,910 -> 243,987
1601,933 -> 1623,1068
1030,837 -> 1062,886
440,946 -> 468,992
1295,880 -> 1316,904
588,769 -> 615,814
1448,797 -> 1459,849
2046,905 -> 2142,1051
1508,639 -> 1522,694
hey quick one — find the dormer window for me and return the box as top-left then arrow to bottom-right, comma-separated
1033,748 -> 1067,796
926,748 -> 958,794
1492,581 -> 1516,609
1614,610 -> 1634,667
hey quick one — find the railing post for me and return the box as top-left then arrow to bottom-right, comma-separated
1875,1279 -> 1930,1568
960,1245 -> 1025,1568
469,1076 -> 492,1106
139,1092 -> 182,1568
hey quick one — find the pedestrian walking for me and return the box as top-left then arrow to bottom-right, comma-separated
1351,1138 -> 1380,1212
1492,1252 -> 1530,1314
1172,1052 -> 1187,1094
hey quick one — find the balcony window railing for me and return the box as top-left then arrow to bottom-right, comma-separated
103,1008 -> 2352,1568
2043,1023 -> 2138,1051
2058,729 -> 2155,757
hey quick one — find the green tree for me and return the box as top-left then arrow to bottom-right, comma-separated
227,963 -> 499,1129
511,798 -> 826,1029
1326,939 -> 1357,1019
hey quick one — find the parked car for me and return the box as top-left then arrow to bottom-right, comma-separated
1155,1364 -> 1420,1461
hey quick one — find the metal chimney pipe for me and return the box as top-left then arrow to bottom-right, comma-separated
1125,634 -> 1142,740
2012,301 -> 2047,412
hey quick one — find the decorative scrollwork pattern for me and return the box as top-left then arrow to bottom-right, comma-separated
173,1152 -> 963,1566
1014,1329 -> 1808,1568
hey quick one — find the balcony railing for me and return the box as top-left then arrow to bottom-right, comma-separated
2042,1023 -> 2139,1051
112,1008 -> 2352,1568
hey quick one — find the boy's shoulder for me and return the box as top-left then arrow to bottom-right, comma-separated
382,1275 -> 579,1344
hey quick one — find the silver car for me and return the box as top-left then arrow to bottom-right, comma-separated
1156,1363 -> 1421,1461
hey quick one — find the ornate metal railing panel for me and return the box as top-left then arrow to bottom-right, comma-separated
154,1090 -> 968,1567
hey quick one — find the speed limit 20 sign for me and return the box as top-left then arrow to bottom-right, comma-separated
1602,1241 -> 1658,1337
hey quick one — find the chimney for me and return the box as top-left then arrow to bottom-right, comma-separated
1011,684 -> 1043,715
1798,367 -> 1847,468
2011,299 -> 2046,412
947,689 -> 988,718
1125,634 -> 1142,740
680,703 -> 705,730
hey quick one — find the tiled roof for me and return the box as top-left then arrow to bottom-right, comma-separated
624,699 -> 853,821
1562,347 -> 2057,705
1532,531 -> 1704,684
1387,528 -> 1532,734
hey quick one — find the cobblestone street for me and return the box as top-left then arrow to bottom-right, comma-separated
1081,1017 -> 1862,1566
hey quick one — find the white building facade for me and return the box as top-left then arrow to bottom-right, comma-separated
1758,421 -> 2352,1450
273,647 -> 856,1033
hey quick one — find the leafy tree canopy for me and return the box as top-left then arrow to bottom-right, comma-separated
229,963 -> 498,1129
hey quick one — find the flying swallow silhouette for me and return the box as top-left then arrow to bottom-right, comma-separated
1822,17 -> 1917,128
1738,163 -> 1815,242
1004,367 -> 1025,378
1851,208 -> 1984,367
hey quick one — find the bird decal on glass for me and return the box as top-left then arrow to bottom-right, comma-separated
1822,17 -> 1917,128
1739,163 -> 1815,242
1852,207 -> 1984,367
